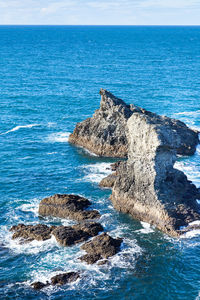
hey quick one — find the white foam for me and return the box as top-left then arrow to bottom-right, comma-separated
136,221 -> 154,234
0,227 -> 58,255
0,124 -> 40,135
181,229 -> 200,239
47,132 -> 70,143
47,152 -> 58,155
189,220 -> 200,226
19,199 -> 39,216
81,162 -> 112,183
174,110 -> 200,117
82,148 -> 98,156
174,160 -> 200,187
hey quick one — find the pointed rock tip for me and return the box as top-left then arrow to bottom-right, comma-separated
99,88 -> 126,107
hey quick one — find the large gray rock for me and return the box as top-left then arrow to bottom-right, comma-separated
69,89 -> 199,157
70,89 -> 199,236
69,89 -> 141,157
111,112 -> 200,236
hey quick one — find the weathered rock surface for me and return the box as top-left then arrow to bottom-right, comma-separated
39,194 -> 100,221
52,222 -> 103,246
10,224 -> 55,243
51,272 -> 80,285
99,174 -> 117,188
111,112 -> 200,236
69,89 -> 199,157
69,89 -> 141,157
70,89 -> 199,236
80,233 -> 122,263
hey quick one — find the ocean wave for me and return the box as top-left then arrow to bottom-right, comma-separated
80,162 -> 112,184
0,124 -> 40,135
0,227 -> 58,255
136,221 -> 155,234
46,132 -> 70,143
174,160 -> 200,188
174,110 -> 200,117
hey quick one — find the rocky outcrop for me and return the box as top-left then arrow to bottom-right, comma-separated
111,112 -> 200,236
31,272 -> 80,290
80,233 -> 122,264
70,89 -> 199,236
39,194 -> 100,221
52,222 -> 103,246
69,89 -> 199,157
69,89 -> 141,157
10,222 -> 103,246
51,272 -> 80,285
10,224 -> 55,243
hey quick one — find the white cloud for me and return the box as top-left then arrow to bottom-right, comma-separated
0,0 -> 199,25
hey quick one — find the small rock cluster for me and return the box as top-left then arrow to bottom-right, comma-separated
10,194 -> 123,290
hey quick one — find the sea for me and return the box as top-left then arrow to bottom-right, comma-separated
0,25 -> 200,300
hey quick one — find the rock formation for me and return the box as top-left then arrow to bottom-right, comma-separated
51,272 -> 80,285
52,222 -> 103,246
31,272 -> 80,290
69,89 -> 199,157
111,112 -> 200,236
10,222 -> 103,246
39,194 -> 100,221
70,89 -> 200,236
10,224 -> 55,243
79,233 -> 122,264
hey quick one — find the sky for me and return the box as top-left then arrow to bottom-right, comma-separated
0,0 -> 200,25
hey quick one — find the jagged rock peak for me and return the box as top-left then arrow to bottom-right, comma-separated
69,89 -> 199,157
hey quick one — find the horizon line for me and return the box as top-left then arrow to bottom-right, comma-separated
0,24 -> 200,26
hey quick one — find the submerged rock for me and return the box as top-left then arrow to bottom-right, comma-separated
80,233 -> 122,264
69,89 -> 199,157
52,222 -> 103,246
39,194 -> 100,221
31,272 -> 79,290
31,281 -> 49,290
51,272 -> 80,285
10,224 -> 55,243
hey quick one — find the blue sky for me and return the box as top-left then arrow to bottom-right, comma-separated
0,0 -> 200,25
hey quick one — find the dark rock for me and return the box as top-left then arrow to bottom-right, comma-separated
52,222 -> 103,246
51,272 -> 79,285
10,224 -> 55,243
79,253 -> 102,264
38,194 -> 100,221
110,161 -> 122,171
81,233 -> 122,259
31,281 -> 49,290
69,89 -> 199,157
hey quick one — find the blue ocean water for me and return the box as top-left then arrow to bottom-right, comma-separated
0,25 -> 200,300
